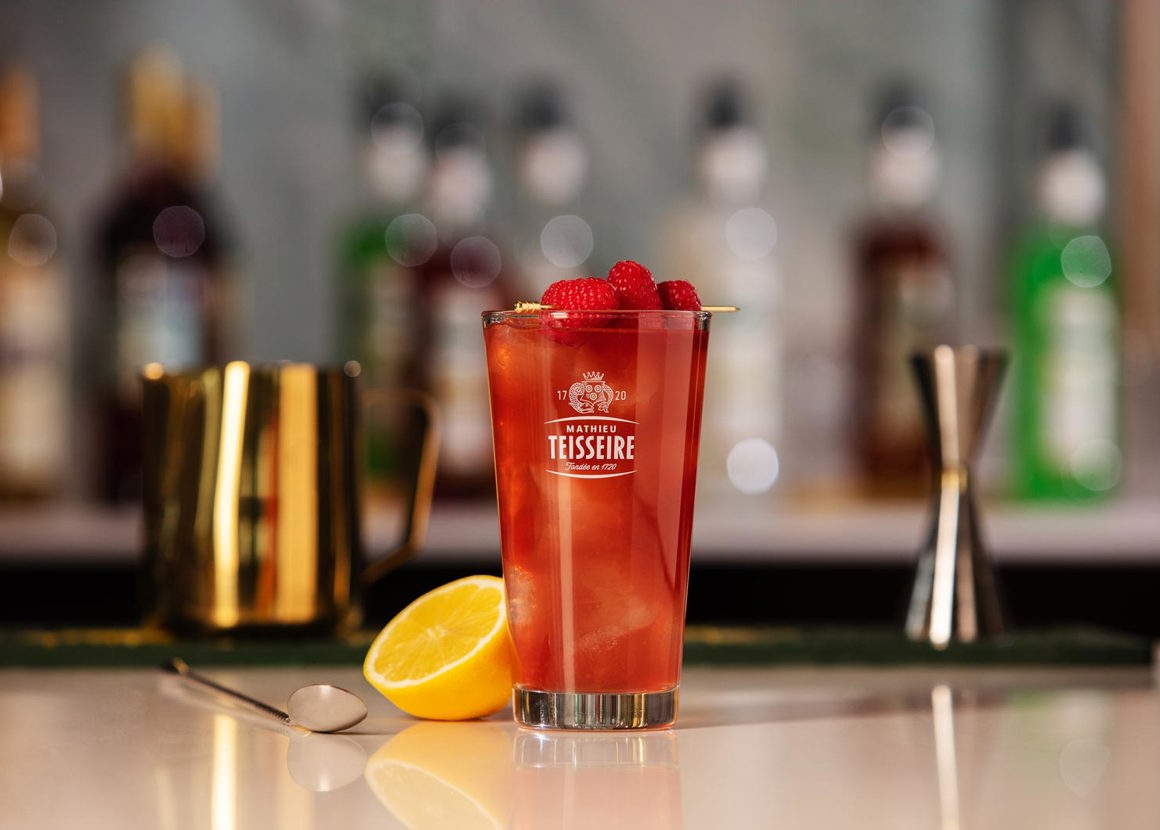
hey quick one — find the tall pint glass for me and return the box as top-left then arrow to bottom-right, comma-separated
483,308 -> 710,729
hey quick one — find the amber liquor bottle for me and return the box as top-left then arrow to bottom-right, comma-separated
91,47 -> 230,503
850,86 -> 954,497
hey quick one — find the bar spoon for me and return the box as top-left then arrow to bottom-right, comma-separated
161,657 -> 368,733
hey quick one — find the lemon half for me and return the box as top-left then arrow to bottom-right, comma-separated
363,575 -> 513,720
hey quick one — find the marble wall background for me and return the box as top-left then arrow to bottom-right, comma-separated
1,0 -> 1138,494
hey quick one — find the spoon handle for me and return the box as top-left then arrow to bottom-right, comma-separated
162,657 -> 294,727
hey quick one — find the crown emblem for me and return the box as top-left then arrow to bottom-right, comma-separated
568,370 -> 614,414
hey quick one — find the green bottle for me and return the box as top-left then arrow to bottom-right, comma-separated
1009,105 -> 1120,500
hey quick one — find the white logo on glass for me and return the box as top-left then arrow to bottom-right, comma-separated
568,371 -> 614,414
547,370 -> 636,479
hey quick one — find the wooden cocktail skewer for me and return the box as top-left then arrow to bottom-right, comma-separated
514,302 -> 738,313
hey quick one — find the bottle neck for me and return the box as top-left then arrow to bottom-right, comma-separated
696,126 -> 768,205
0,156 -> 43,210
426,147 -> 492,235
518,128 -> 587,207
363,124 -> 427,205
868,141 -> 940,213
1037,149 -> 1105,228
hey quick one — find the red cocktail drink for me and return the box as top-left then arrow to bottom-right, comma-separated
483,309 -> 710,729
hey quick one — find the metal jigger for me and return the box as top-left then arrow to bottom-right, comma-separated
906,345 -> 1008,649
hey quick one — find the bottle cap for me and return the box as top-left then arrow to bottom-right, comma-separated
124,44 -> 185,164
1036,101 -> 1104,224
427,94 -> 492,224
0,66 -> 38,164
1044,102 -> 1087,153
361,74 -> 422,129
517,81 -> 570,135
700,78 -> 751,134
694,78 -> 767,202
873,81 -> 931,136
431,95 -> 487,155
514,82 -> 586,206
868,80 -> 939,207
172,77 -> 219,182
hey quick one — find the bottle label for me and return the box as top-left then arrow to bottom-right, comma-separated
0,259 -> 66,485
706,258 -> 781,443
1042,283 -> 1117,469
545,370 -> 637,480
874,259 -> 953,444
365,260 -> 418,390
115,253 -> 205,398
431,281 -> 497,476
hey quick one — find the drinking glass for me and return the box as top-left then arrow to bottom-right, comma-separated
483,308 -> 711,729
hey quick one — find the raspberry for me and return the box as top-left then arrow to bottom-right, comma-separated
540,277 -> 619,333
657,280 -> 702,311
607,260 -> 662,310
541,277 -> 619,311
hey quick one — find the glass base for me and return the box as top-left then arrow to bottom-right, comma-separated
514,687 -> 678,730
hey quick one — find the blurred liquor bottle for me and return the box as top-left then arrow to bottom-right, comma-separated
511,82 -> 592,294
661,79 -> 782,499
415,97 -> 513,500
1008,104 -> 1119,500
90,46 -> 232,504
335,75 -> 430,489
850,84 -> 954,498
0,66 -> 68,501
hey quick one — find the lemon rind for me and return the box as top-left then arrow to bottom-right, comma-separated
363,576 -> 508,691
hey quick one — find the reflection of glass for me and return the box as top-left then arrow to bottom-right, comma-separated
930,685 -> 960,830
211,714 -> 239,830
204,712 -> 314,830
364,721 -> 513,829
512,731 -> 683,829
483,309 -> 711,730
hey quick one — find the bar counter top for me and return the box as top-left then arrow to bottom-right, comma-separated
2,662 -> 1156,829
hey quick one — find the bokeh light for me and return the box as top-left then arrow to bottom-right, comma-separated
726,438 -> 780,494
725,207 -> 777,261
881,106 -> 936,156
386,213 -> 438,267
7,213 -> 57,266
1061,235 -> 1112,288
1071,439 -> 1121,492
540,214 -> 593,269
153,205 -> 206,258
450,235 -> 502,287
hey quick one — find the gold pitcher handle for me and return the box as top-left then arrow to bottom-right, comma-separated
360,388 -> 441,586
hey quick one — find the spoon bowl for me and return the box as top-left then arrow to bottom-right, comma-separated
288,684 -> 368,733
162,658 -> 368,733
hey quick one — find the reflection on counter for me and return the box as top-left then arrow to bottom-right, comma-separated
24,665 -> 1147,829
365,721 -> 514,828
286,732 -> 366,794
512,731 -> 682,830
363,720 -> 684,829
